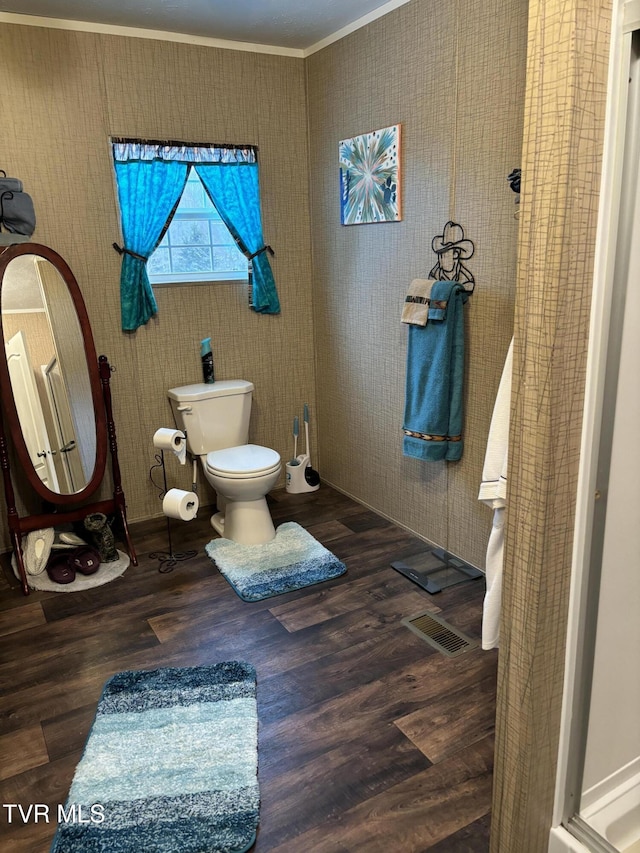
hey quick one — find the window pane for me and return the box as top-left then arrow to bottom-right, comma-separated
177,180 -> 205,210
147,169 -> 248,282
210,221 -> 236,244
148,247 -> 171,275
212,247 -> 247,272
172,246 -> 212,274
170,220 -> 209,245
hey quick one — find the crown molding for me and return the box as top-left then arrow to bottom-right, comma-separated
0,12 -> 305,57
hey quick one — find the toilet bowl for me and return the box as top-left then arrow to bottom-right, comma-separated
206,444 -> 281,545
167,380 -> 281,546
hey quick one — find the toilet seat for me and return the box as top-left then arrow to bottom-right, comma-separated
206,444 -> 281,479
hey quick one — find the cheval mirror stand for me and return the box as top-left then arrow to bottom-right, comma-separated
0,242 -> 137,595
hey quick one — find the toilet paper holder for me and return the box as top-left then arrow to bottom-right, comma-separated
148,443 -> 198,573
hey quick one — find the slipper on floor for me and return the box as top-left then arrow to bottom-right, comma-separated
46,552 -> 76,585
68,546 -> 101,576
24,528 -> 55,576
59,532 -> 88,547
51,530 -> 89,551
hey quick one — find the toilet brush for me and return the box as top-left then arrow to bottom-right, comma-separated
285,406 -> 319,493
290,416 -> 300,465
303,404 -> 320,487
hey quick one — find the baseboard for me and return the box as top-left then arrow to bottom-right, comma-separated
320,478 -> 485,574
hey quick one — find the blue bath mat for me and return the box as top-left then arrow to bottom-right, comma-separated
50,662 -> 259,853
205,521 -> 347,602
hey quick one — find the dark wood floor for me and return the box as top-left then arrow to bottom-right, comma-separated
0,485 -> 497,852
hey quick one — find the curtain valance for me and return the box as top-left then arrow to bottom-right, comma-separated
112,139 -> 257,164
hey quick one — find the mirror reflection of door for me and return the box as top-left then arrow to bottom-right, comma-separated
6,330 -> 59,491
0,254 -> 96,495
42,355 -> 85,493
33,259 -> 95,482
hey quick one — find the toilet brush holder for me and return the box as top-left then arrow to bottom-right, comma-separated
286,455 -> 320,493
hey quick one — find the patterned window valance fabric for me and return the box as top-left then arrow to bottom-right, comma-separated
112,139 -> 257,165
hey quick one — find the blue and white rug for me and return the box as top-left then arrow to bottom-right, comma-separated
206,521 -> 347,602
50,662 -> 259,853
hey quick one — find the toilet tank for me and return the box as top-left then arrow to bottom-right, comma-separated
167,380 -> 253,455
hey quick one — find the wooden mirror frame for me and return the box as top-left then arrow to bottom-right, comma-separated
0,242 -> 107,504
0,241 -> 137,595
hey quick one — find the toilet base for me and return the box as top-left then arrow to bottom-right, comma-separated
210,497 -> 276,545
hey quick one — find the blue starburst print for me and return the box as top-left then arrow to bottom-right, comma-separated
339,125 -> 401,225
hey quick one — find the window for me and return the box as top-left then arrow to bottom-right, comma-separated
111,138 -> 279,331
147,170 -> 248,285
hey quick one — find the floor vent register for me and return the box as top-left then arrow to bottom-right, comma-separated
401,611 -> 478,657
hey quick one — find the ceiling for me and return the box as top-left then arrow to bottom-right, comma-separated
0,0 -> 410,53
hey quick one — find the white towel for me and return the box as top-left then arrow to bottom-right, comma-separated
478,338 -> 513,508
478,337 -> 513,649
482,507 -> 505,649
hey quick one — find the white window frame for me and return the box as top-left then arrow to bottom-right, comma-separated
147,168 -> 249,287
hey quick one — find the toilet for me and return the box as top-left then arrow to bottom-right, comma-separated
167,380 -> 281,545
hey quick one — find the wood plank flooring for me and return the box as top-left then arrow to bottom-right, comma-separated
0,486 -> 497,852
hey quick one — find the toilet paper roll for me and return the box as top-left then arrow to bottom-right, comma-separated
162,488 -> 199,521
153,428 -> 187,465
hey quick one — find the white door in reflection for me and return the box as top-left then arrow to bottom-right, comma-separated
6,329 -> 59,491
42,355 -> 85,493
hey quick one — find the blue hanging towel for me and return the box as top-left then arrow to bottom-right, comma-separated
402,281 -> 468,461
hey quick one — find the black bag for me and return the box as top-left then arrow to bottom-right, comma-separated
0,173 -> 36,237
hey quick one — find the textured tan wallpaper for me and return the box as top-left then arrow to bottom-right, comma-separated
491,1 -> 612,850
0,2 -> 526,579
0,7 -> 617,849
0,24 -> 314,551
306,0 -> 528,568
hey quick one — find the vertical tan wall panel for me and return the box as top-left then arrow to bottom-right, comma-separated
307,3 -> 456,545
0,25 -> 116,520
491,2 -> 612,850
0,25 -> 313,547
449,0 -> 527,566
306,0 -> 527,567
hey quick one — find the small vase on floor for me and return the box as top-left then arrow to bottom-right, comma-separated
84,513 -> 119,562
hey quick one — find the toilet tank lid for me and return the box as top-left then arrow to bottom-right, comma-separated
168,379 -> 254,402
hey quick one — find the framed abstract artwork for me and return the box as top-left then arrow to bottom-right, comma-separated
339,124 -> 401,225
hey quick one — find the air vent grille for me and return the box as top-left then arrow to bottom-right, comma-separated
402,611 -> 478,657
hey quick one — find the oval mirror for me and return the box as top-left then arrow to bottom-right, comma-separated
0,243 -> 107,504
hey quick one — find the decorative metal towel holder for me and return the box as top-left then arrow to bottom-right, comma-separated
508,168 -> 521,218
507,167 -> 521,198
428,221 -> 475,293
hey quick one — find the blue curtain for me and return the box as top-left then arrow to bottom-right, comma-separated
113,159 -> 188,331
195,163 -> 280,314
